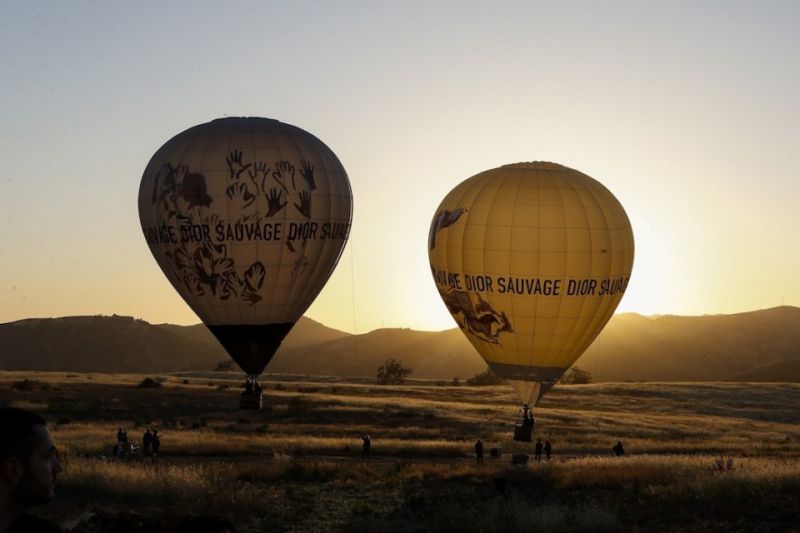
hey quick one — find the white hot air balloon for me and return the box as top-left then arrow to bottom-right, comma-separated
138,117 -> 352,408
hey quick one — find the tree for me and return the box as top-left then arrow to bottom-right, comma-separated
376,358 -> 413,385
466,368 -> 505,386
560,367 -> 592,384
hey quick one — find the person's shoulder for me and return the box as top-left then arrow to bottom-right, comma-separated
9,513 -> 64,533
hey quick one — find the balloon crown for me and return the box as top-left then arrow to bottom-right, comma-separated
500,162 -> 569,171
211,116 -> 281,123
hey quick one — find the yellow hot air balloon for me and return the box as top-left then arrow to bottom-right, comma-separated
428,162 -> 633,426
138,117 -> 352,408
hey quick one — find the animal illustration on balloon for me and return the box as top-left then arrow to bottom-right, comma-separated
139,117 -> 353,409
428,162 -> 634,440
437,288 -> 512,343
428,207 -> 467,250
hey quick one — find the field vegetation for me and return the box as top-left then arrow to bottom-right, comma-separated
0,371 -> 798,531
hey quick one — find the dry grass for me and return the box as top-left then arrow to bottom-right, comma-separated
1,371 -> 799,531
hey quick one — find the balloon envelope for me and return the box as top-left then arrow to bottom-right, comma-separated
138,117 -> 352,375
428,162 -> 633,405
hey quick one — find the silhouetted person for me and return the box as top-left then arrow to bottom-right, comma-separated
475,439 -> 484,464
151,430 -> 161,458
0,408 -> 64,533
544,440 -> 552,461
244,379 -> 253,394
361,435 -> 371,460
521,407 -> 534,428
613,441 -> 625,457
116,427 -> 125,444
534,438 -> 543,462
142,429 -> 153,456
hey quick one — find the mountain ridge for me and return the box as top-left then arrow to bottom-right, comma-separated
1,306 -> 799,382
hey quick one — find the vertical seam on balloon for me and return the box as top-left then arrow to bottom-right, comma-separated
542,170 -> 569,370
233,118 -> 248,327
528,167 -> 542,395
576,188 -> 629,361
282,124 -> 308,318
293,136 -> 340,317
319,140 -> 354,285
269,123 -> 286,320
580,178 -> 614,358
561,175 -> 597,360
237,119 -> 256,327
170,126 -> 206,325
559,173 -> 593,373
591,184 -> 616,353
507,168 -> 523,375
481,170 -> 506,370
513,167 -> 533,385
454,173 -> 486,359
291,126 -> 339,317
200,122 -> 219,325
286,132 -> 324,312
316,141 -> 347,311
444,172 -> 477,342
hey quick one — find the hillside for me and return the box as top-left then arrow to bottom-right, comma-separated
578,306 -> 800,381
0,315 -> 349,374
1,306 -> 799,381
722,359 -> 800,383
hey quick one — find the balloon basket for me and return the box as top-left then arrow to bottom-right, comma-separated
513,424 -> 533,442
239,391 -> 263,410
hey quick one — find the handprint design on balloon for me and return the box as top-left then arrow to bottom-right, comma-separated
150,148 -> 322,301
265,188 -> 287,218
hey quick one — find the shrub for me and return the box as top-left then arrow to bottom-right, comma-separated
467,369 -> 504,386
214,359 -> 234,372
138,378 -> 162,388
376,358 -> 413,385
560,367 -> 592,384
12,379 -> 37,391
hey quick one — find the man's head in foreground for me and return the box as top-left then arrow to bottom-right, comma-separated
0,408 -> 63,516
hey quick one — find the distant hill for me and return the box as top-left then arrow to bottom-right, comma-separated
722,359 -> 800,383
0,315 -> 349,374
579,306 -> 800,382
1,306 -> 799,382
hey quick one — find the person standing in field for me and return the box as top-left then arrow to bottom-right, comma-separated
151,430 -> 161,459
613,441 -> 625,457
0,408 -> 64,533
361,434 -> 371,460
534,438 -> 543,462
474,438 -> 484,464
142,429 -> 153,456
544,440 -> 552,461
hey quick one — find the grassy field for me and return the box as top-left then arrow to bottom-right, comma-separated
1,371 -> 798,531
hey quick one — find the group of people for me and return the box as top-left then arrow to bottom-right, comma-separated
243,378 -> 262,396
2,408 -> 217,533
521,407 -> 534,428
534,438 -> 552,461
476,438 -> 626,463
142,428 -> 162,458
114,426 -> 161,459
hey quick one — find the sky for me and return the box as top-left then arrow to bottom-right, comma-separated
0,1 -> 798,333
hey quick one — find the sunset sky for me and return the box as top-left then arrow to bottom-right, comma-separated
1,1 -> 798,333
